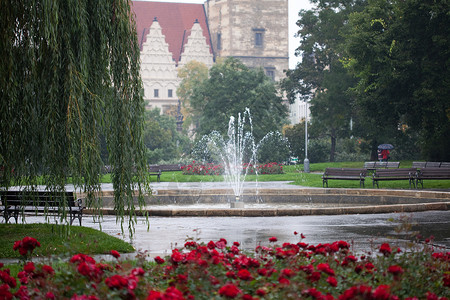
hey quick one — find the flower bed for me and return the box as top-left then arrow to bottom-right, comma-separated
1,235 -> 449,299
182,162 -> 283,176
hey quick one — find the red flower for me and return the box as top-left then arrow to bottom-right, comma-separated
281,268 -> 295,278
269,236 -> 278,242
105,274 -> 128,290
379,243 -> 392,256
42,265 -> 55,276
278,277 -> 290,285
110,250 -> 120,259
373,284 -> 391,300
327,276 -> 338,287
317,263 -> 335,276
13,237 -> 41,257
218,283 -> 241,298
387,265 -> 404,277
154,256 -> 165,264
256,288 -> 267,296
23,262 -> 35,274
0,284 -> 13,300
237,269 -> 252,281
308,271 -> 321,282
147,290 -> 163,299
444,274 -> 450,287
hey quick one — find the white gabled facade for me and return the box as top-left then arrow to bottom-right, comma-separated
140,18 -> 214,114
179,20 -> 214,69
140,19 -> 180,113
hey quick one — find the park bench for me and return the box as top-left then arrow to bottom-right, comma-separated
322,168 -> 367,188
412,162 -> 426,169
364,161 -> 400,170
0,190 -> 84,225
416,168 -> 450,188
148,164 -> 182,182
412,162 -> 450,169
372,168 -> 417,189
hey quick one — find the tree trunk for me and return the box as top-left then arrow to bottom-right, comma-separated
330,129 -> 336,162
370,140 -> 378,161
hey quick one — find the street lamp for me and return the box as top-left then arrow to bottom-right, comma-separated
303,99 -> 310,173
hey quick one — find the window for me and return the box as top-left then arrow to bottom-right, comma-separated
255,32 -> 263,46
168,89 -> 173,98
154,89 -> 159,98
217,33 -> 222,50
253,28 -> 265,48
265,67 -> 275,81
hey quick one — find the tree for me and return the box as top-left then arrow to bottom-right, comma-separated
283,123 -> 306,161
281,0 -> 365,161
342,0 -> 450,160
143,109 -> 190,164
189,57 -> 288,141
0,1 -> 149,230
177,60 -> 209,132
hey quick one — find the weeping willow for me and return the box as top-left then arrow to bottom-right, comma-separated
0,0 -> 149,232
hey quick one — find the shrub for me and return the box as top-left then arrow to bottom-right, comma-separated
182,162 -> 284,175
1,235 -> 449,299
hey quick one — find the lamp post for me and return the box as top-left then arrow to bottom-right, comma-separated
303,100 -> 310,173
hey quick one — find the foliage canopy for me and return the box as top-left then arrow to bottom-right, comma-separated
188,58 -> 288,141
0,0 -> 149,230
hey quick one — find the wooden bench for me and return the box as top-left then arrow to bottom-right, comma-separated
412,162 -> 426,169
412,162 -> 450,169
322,168 -> 367,188
148,164 -> 182,182
372,168 -> 417,189
416,168 -> 450,188
0,191 -> 84,225
364,161 -> 400,170
441,162 -> 450,168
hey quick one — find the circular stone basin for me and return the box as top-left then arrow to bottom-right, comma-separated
86,187 -> 450,217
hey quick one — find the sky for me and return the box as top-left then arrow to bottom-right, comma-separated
135,0 -> 313,69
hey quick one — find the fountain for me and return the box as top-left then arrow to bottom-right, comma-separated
194,108 -> 258,208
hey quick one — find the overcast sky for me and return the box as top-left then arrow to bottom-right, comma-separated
135,0 -> 313,69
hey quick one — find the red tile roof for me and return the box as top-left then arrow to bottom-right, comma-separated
131,1 -> 213,63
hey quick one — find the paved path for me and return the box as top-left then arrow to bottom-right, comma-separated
3,182 -> 449,262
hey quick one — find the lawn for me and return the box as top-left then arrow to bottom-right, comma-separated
144,161 -> 450,190
0,223 -> 134,259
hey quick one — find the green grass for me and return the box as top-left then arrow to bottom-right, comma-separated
139,161 -> 450,190
0,223 -> 135,259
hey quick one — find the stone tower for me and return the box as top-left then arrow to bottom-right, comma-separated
205,0 -> 289,82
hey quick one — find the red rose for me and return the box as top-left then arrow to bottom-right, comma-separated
42,265 -> 55,276
110,250 -> 120,259
269,236 -> 278,242
23,262 -> 35,274
154,256 -> 165,264
218,283 -> 241,298
327,276 -> 338,287
105,275 -> 128,290
379,243 -> 392,256
237,269 -> 252,281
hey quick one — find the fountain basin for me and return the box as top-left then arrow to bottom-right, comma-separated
83,187 -> 450,216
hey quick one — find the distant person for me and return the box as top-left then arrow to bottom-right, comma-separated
381,149 -> 390,161
377,149 -> 383,161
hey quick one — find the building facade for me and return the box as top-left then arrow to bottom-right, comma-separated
205,0 -> 289,82
132,0 -> 289,115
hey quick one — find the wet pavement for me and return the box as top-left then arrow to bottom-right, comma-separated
82,210 -> 450,257
3,181 -> 450,261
